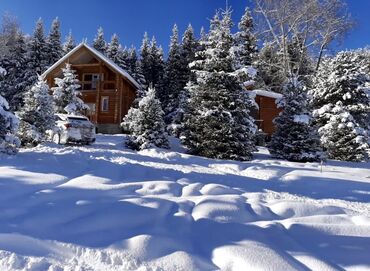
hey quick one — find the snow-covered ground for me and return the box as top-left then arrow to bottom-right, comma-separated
0,134 -> 369,271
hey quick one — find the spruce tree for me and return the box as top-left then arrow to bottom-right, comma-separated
122,87 -> 169,150
63,30 -> 75,53
27,18 -> 49,86
0,31 -> 28,110
17,76 -> 55,146
127,46 -> 146,98
93,27 -> 107,54
162,24 -> 183,120
52,64 -> 87,115
310,51 -> 370,161
268,79 -> 322,162
47,17 -> 63,66
169,25 -> 199,135
180,24 -> 198,83
149,37 -> 165,91
106,34 -> 120,63
0,67 -> 19,154
182,10 -> 256,161
234,7 -> 258,69
139,32 -> 151,90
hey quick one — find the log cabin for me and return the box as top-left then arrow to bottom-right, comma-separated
42,43 -> 139,134
250,89 -> 283,137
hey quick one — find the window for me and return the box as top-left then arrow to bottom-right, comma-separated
82,74 -> 103,90
101,97 -> 109,112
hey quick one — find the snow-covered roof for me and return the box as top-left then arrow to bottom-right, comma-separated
251,89 -> 283,99
41,43 -> 140,89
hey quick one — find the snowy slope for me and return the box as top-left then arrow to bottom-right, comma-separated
0,135 -> 369,271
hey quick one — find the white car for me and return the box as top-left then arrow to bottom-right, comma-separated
51,114 -> 96,145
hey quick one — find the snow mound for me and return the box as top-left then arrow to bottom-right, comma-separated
0,135 -> 369,270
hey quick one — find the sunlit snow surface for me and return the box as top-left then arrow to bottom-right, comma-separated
0,135 -> 369,270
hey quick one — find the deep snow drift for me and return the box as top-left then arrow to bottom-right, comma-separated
0,135 -> 369,270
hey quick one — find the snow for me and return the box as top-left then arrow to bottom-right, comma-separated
0,134 -> 369,270
252,89 -> 283,99
293,114 -> 310,124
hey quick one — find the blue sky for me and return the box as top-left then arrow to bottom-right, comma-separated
0,0 -> 368,53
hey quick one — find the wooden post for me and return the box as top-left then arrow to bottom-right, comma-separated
96,61 -> 102,124
119,78 -> 123,123
114,72 -> 119,123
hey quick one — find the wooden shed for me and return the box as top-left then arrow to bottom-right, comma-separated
250,89 -> 283,136
42,43 -> 139,134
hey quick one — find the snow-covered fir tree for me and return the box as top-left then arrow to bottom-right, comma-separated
47,17 -> 63,66
106,34 -> 127,69
139,32 -> 151,90
233,7 -> 258,92
310,51 -> 370,161
17,76 -> 55,146
27,18 -> 49,87
139,34 -> 164,95
168,25 -> 199,135
318,103 -> 369,162
93,27 -> 107,54
122,87 -> 169,150
256,42 -> 286,93
127,46 -> 146,99
149,37 -> 165,92
52,64 -> 87,115
182,9 -> 257,161
0,67 -> 20,154
180,24 -> 198,83
0,31 -> 28,110
162,24 -> 183,121
63,30 -> 75,53
234,7 -> 258,70
268,79 -> 322,162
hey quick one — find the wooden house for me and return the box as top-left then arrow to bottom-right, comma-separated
42,43 -> 139,134
250,89 -> 283,137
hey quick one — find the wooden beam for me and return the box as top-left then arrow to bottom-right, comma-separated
72,63 -> 100,67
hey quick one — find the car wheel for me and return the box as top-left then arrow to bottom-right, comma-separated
52,133 -> 61,144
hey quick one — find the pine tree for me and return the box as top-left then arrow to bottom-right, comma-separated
168,25 -> 199,136
106,34 -> 120,62
117,45 -> 129,70
63,30 -> 75,53
47,17 -> 63,66
310,51 -> 370,161
0,67 -> 19,154
17,76 -> 55,146
93,27 -> 107,54
162,24 -> 183,120
149,37 -> 165,97
318,102 -> 369,162
234,7 -> 258,69
233,7 -> 258,90
127,46 -> 146,98
268,79 -> 322,162
180,24 -> 198,83
139,32 -> 151,90
122,87 -> 169,150
52,64 -> 87,115
182,10 -> 257,161
256,42 -> 286,93
27,18 -> 49,87
0,31 -> 28,110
